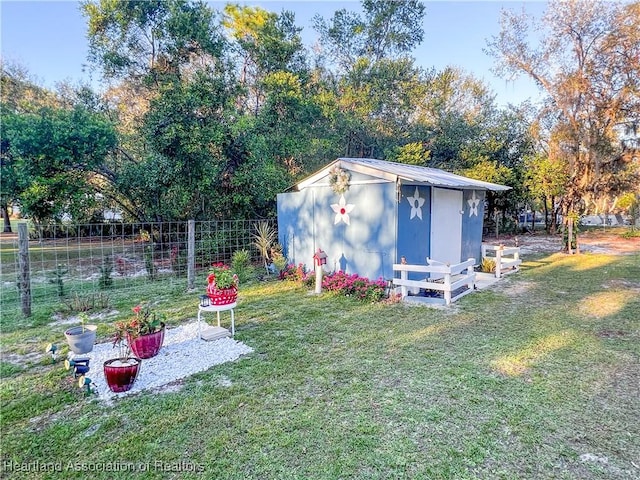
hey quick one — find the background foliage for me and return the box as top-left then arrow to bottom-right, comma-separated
1,0 -> 638,233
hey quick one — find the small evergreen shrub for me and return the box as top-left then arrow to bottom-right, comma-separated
99,255 -> 114,288
231,249 -> 253,283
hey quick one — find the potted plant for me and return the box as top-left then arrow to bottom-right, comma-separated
103,318 -> 143,393
115,304 -> 166,359
206,263 -> 239,305
64,313 -> 97,355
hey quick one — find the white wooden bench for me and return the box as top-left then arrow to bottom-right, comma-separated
481,244 -> 521,278
392,258 -> 476,305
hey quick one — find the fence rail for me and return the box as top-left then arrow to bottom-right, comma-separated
481,244 -> 522,278
0,219 -> 276,319
392,258 -> 476,306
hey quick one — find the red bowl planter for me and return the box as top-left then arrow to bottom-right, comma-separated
128,325 -> 165,359
103,358 -> 141,393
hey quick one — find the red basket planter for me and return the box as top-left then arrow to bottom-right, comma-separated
207,287 -> 238,305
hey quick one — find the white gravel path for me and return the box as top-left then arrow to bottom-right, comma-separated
69,322 -> 253,402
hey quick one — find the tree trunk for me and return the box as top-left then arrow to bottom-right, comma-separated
2,205 -> 12,232
549,196 -> 558,234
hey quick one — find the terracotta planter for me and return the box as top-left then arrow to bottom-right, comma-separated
128,324 -> 165,359
103,357 -> 141,393
64,325 -> 97,354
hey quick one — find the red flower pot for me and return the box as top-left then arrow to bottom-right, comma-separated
128,325 -> 165,359
207,285 -> 238,305
103,358 -> 141,393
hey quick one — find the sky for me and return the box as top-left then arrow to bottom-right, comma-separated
0,0 -> 547,107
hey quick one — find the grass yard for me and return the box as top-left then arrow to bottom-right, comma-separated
1,248 -> 639,479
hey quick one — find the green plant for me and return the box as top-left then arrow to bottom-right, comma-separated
172,246 -> 187,278
322,271 -> 387,302
113,303 -> 165,357
144,244 -> 157,281
279,263 -> 309,282
252,221 -> 276,274
208,263 -> 239,290
78,312 -> 90,333
62,292 -> 111,314
99,255 -> 114,289
231,249 -> 252,283
271,243 -> 288,273
481,257 -> 496,273
47,264 -> 68,297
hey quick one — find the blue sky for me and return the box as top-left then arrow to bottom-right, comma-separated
1,0 -> 546,106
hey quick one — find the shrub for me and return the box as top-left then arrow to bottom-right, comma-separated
270,243 -> 288,273
47,264 -> 68,297
99,255 -> 114,288
231,249 -> 253,283
279,263 -> 310,283
481,257 -> 496,273
62,292 -> 111,314
322,271 -> 387,302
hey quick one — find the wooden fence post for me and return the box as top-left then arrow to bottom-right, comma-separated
17,222 -> 31,317
187,219 -> 195,291
400,269 -> 408,298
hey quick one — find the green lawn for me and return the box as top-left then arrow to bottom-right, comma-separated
1,251 -> 639,479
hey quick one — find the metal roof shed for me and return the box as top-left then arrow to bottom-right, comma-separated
277,158 -> 510,281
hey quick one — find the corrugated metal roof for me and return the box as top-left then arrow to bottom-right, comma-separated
297,158 -> 511,191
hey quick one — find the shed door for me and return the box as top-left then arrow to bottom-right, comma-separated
430,188 -> 462,264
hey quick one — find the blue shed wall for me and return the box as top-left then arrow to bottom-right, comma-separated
277,181 -> 397,280
397,185 -> 431,280
277,171 -> 490,280
461,189 -> 486,264
277,189 -> 316,270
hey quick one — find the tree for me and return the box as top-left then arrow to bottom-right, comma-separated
486,0 -> 640,247
313,0 -> 426,70
0,62 -> 61,231
83,0 -> 225,84
1,106 -> 117,226
524,153 -> 568,232
223,5 -> 306,114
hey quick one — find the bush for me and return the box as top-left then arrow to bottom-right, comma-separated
279,263 -> 310,283
322,271 -> 387,302
99,255 -> 114,288
481,258 -> 496,273
231,249 -> 253,283
62,292 -> 111,314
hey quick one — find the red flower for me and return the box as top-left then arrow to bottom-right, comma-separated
132,305 -> 142,315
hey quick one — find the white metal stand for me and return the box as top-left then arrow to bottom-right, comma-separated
197,302 -> 236,339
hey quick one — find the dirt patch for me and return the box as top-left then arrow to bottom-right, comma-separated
500,281 -> 536,297
596,330 -> 630,339
603,279 -> 640,292
487,229 -> 640,256
3,351 -> 46,367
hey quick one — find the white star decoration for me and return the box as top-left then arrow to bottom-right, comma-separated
467,191 -> 480,217
331,195 -> 355,225
407,186 -> 426,220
